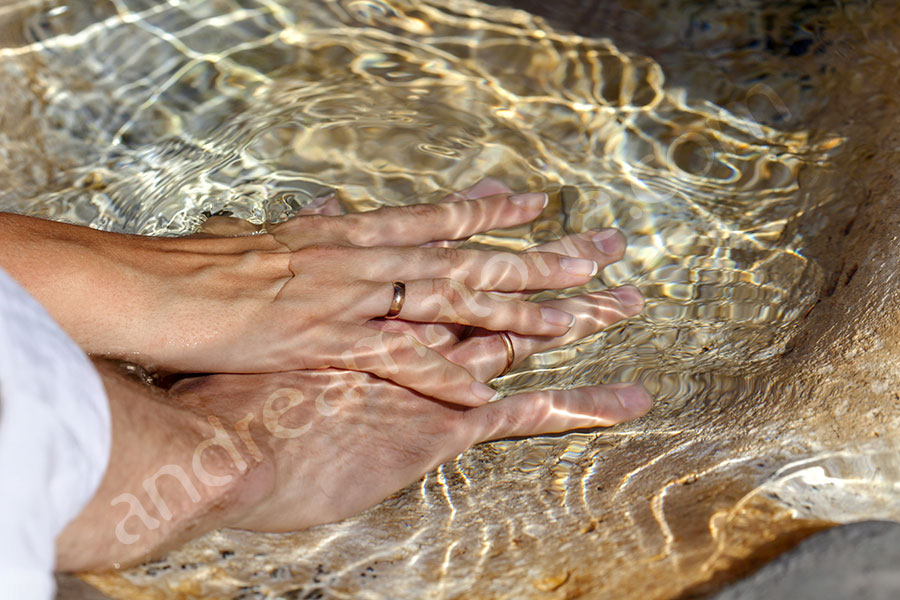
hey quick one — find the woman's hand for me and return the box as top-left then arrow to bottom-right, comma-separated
0,181 -> 625,406
188,180 -> 637,407
164,184 -> 617,404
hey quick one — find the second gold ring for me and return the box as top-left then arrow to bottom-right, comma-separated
498,331 -> 515,377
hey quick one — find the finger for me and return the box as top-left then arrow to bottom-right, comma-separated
480,228 -> 627,299
367,318 -> 464,353
447,286 -> 645,380
442,178 -> 513,203
297,192 -> 549,248
527,228 -> 626,262
304,182 -> 505,225
329,327 -> 498,407
466,384 -> 652,442
422,227 -> 626,288
384,278 -> 576,337
422,178 -> 514,248
349,245 -> 600,292
528,228 -> 626,272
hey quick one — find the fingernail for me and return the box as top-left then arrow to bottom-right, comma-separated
464,178 -> 513,199
560,257 -> 599,277
611,285 -> 644,308
612,385 -> 652,415
592,228 -> 625,255
472,382 -> 499,403
509,192 -> 548,210
541,307 -> 576,328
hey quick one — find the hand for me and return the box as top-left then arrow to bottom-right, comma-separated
57,328 -> 649,572
0,182 -> 610,406
190,180 -> 637,405
168,324 -> 650,536
366,180 -> 643,379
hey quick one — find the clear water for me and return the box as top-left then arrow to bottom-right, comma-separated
1,0 -> 897,598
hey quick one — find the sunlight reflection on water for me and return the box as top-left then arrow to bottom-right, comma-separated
0,0 -> 896,598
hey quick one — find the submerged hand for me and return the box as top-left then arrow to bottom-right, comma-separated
58,334 -> 649,572
0,181 -> 611,406
146,181 -> 626,406
168,333 -> 650,536
185,180 -> 637,406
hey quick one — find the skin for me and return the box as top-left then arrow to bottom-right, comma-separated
30,178 -> 648,572
56,283 -> 649,572
265,179 -> 643,380
202,179 -> 642,396
0,182 -> 626,406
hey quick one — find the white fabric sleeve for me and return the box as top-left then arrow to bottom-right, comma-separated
0,267 -> 111,600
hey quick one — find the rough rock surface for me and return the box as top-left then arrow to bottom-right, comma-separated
711,521 -> 900,600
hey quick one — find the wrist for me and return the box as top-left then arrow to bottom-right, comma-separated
56,366 -> 266,571
0,213 -> 291,369
120,233 -> 290,370
0,214 -> 172,358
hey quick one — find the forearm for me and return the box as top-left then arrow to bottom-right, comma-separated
55,363 -> 265,572
0,213 -> 162,355
0,212 -> 287,366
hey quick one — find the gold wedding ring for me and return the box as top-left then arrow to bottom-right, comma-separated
498,331 -> 515,377
385,281 -> 406,319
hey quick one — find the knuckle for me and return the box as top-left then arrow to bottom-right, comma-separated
494,301 -> 526,330
432,245 -> 464,267
340,214 -> 379,245
433,278 -> 463,304
485,252 -> 530,289
483,406 -> 520,433
517,298 -> 540,317
297,214 -> 345,240
477,406 -> 505,432
525,252 -> 552,276
432,359 -> 466,386
558,235 -> 584,256
300,214 -> 330,229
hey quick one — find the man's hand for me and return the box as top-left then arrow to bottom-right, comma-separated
56,286 -> 650,573
177,369 -> 650,537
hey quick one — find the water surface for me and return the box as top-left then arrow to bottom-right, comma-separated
1,0 -> 897,598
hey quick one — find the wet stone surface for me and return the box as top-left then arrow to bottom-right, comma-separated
1,0 -> 896,598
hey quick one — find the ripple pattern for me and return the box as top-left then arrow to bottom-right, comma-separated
0,0 -> 897,598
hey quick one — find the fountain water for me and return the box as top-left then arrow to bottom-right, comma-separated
0,0 -> 897,597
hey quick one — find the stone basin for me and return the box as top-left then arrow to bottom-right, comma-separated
0,0 -> 897,598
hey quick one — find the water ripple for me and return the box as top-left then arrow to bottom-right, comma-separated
1,0 -> 896,598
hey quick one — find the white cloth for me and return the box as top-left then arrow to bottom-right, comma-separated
0,267 -> 111,599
